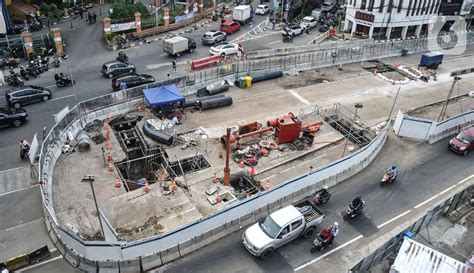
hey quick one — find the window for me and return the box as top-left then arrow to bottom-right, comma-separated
368,0 -> 374,11
280,226 -> 290,236
0,114 -> 6,119
397,0 -> 403,12
379,0 -> 385,13
411,0 -> 417,15
429,0 -> 436,13
415,0 -> 422,15
291,219 -> 303,230
387,0 -> 393,12
361,0 -> 367,9
421,0 -> 427,14
407,0 -> 413,15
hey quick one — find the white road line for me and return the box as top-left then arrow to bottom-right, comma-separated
160,53 -> 167,57
280,166 -> 295,174
263,174 -> 276,181
288,89 -> 311,105
377,209 -> 412,229
0,165 -> 33,174
295,235 -> 363,271
414,185 -> 457,209
5,218 -> 44,232
49,94 -> 75,102
268,40 -> 280,45
457,174 -> 474,185
16,255 -> 63,272
146,61 -> 187,70
0,184 -> 38,197
46,84 -> 56,89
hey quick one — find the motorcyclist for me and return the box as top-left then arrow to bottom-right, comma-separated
54,73 -> 61,82
385,165 -> 398,180
328,222 -> 339,245
350,195 -> 363,212
20,140 -> 30,159
319,186 -> 330,200
118,50 -> 127,60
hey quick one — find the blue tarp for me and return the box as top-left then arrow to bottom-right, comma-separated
143,84 -> 184,107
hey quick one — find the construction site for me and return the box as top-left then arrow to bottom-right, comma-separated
51,75 -> 379,242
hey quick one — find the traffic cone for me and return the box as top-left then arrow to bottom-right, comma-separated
137,103 -> 142,112
108,162 -> 113,172
309,165 -> 314,174
114,178 -> 121,188
106,139 -> 111,150
250,165 -> 255,176
144,181 -> 150,193
240,159 -> 244,168
171,180 -> 177,192
105,128 -> 110,139
215,193 -> 221,203
338,64 -> 343,71
107,113 -> 112,121
265,181 -> 271,191
108,152 -> 113,162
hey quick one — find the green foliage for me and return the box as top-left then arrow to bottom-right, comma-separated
104,33 -> 116,46
28,52 -> 36,61
168,4 -> 185,22
110,0 -> 150,20
40,3 -> 63,21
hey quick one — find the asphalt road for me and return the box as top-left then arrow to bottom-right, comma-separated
156,133 -> 474,273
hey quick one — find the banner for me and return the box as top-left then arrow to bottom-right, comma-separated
110,21 -> 137,32
29,133 -> 38,165
175,11 -> 195,22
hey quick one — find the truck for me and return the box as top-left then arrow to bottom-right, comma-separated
242,199 -> 325,259
311,8 -> 321,21
163,36 -> 197,57
419,51 -> 444,69
232,5 -> 252,25
321,1 -> 335,11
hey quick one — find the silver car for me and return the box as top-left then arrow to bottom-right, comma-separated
202,30 -> 227,46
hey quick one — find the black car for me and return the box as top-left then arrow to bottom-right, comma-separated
6,85 -> 52,109
101,61 -> 136,79
111,73 -> 155,91
319,24 -> 330,32
0,107 -> 28,128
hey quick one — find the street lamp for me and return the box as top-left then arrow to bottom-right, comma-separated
63,54 -> 78,103
81,175 -> 105,239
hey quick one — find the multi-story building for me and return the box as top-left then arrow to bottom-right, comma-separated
344,0 -> 443,39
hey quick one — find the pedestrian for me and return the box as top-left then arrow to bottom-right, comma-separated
172,58 -> 177,72
92,12 -> 97,24
87,12 -> 92,24
167,73 -> 171,80
0,69 -> 4,86
79,9 -> 83,19
120,81 -> 127,91
272,18 -> 276,30
47,19 -> 51,31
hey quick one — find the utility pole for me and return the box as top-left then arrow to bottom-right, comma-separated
81,175 -> 105,240
437,76 -> 461,122
388,87 -> 401,121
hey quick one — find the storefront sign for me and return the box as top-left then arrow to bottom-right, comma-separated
355,11 -> 374,22
110,21 -> 137,32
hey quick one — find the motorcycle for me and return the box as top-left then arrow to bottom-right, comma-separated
380,170 -> 398,187
20,67 -> 29,80
52,56 -> 61,68
310,229 -> 333,252
20,146 -> 30,160
55,74 -> 75,87
0,58 -> 19,70
117,52 -> 128,63
312,188 -> 331,205
343,201 -> 365,220
6,73 -> 24,86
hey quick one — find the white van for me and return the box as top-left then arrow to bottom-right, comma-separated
321,1 -> 335,11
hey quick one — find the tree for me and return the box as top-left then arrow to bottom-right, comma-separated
110,0 -> 150,19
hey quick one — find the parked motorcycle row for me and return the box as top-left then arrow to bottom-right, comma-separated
5,54 -> 66,87
307,165 -> 399,253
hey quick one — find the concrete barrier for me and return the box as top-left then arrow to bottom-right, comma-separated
239,212 -> 255,227
55,238 -> 66,256
97,260 -> 119,272
78,256 -> 98,272
253,206 -> 268,221
63,247 -> 79,268
210,224 -> 228,242
141,252 -> 162,271
118,258 -> 141,273
5,254 -> 29,271
160,245 -> 181,264
227,218 -> 241,234
190,230 -> 214,253
178,238 -> 197,257
27,245 -> 51,264
267,200 -> 282,213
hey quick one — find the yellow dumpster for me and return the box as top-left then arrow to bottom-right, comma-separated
245,76 -> 253,88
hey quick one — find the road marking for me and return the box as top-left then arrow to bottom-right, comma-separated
377,209 -> 412,228
295,235 -> 363,271
46,84 -> 56,89
0,184 -> 38,197
280,166 -> 295,174
268,40 -> 280,45
160,53 -> 167,57
263,174 -> 276,181
0,165 -> 34,174
288,89 -> 311,105
457,174 -> 474,185
5,218 -> 44,232
146,61 -> 187,70
49,94 -> 75,102
414,184 -> 457,209
16,255 -> 63,272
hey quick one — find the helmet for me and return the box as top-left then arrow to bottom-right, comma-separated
20,65 -> 24,68
356,195 -> 361,200
323,185 -> 328,190
392,165 -> 396,169
334,222 -> 339,227
20,139 -> 24,143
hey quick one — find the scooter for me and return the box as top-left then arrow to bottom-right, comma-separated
117,52 -> 128,63
380,171 -> 397,186
310,230 -> 333,252
6,73 -> 24,86
20,146 -> 29,160
52,56 -> 61,68
55,74 -> 75,87
20,67 -> 30,81
343,201 -> 365,221
312,188 -> 331,205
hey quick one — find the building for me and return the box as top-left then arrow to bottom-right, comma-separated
344,0 -> 443,39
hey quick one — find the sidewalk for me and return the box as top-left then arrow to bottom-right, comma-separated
0,166 -> 37,195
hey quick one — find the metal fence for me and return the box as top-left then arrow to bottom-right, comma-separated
350,184 -> 473,273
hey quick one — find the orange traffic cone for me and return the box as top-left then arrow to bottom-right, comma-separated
144,181 -> 150,193
108,152 -> 113,162
114,178 -> 121,188
215,194 -> 221,203
105,128 -> 110,139
108,162 -> 113,172
265,181 -> 271,191
106,139 -> 111,150
250,165 -> 255,176
171,180 -> 177,192
240,159 -> 244,168
137,103 -> 142,112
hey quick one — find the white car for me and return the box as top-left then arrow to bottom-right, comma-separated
300,16 -> 318,30
255,5 -> 270,15
209,43 -> 239,56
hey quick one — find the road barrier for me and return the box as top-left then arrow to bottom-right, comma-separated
26,245 -> 51,264
350,184 -> 474,273
37,30 -> 474,271
5,254 -> 29,271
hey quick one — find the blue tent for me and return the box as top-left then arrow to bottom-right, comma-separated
143,84 -> 184,107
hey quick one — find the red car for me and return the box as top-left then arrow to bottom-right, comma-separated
448,126 -> 474,155
220,20 -> 240,34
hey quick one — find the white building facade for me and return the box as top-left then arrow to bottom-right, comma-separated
344,0 -> 441,39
